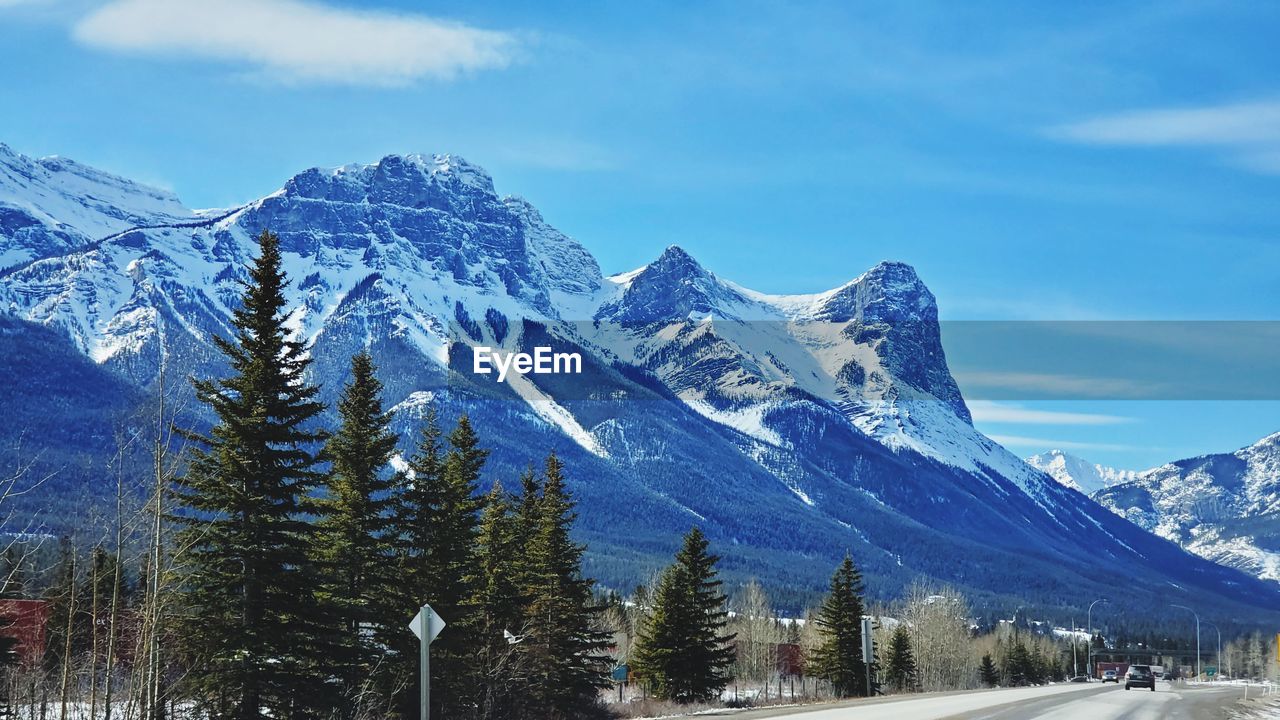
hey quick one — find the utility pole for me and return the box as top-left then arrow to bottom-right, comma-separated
1072,617 -> 1078,677
1172,604 -> 1200,680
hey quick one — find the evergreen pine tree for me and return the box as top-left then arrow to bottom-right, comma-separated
511,467 -> 541,590
883,625 -> 917,692
314,352 -> 401,710
522,453 -> 611,718
1003,641 -> 1031,686
175,229 -> 332,719
979,653 -> 999,687
632,526 -> 735,703
390,408 -> 441,716
472,482 -> 524,719
809,553 -> 871,697
393,411 -> 487,719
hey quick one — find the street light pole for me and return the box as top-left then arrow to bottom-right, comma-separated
1087,598 -> 1108,679
1172,604 -> 1201,680
1203,622 -> 1223,679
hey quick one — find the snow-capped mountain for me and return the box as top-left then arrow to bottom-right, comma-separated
3,145 -> 1278,617
0,144 -> 195,268
1092,433 -> 1280,583
1026,450 -> 1141,495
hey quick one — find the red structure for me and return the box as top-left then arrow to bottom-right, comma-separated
776,643 -> 804,677
0,599 -> 50,667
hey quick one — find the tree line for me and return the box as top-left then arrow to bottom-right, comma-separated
176,230 -> 614,719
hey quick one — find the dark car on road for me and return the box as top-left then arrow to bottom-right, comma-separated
1125,665 -> 1156,691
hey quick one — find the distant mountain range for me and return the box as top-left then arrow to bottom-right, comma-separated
1026,450 -> 1141,495
2,142 -> 1277,621
1033,436 -> 1280,585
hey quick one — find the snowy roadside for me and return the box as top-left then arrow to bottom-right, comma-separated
627,681 -> 1102,720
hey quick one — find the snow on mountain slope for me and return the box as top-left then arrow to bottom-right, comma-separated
0,146 -> 1091,517
0,153 -> 614,456
1026,450 -> 1141,495
0,143 -> 194,267
589,248 -> 1052,507
1092,432 -> 1280,582
5,145 -> 1280,615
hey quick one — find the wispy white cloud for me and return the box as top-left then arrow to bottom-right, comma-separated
953,371 -> 1163,399
72,0 -> 518,86
988,434 -> 1136,452
967,400 -> 1132,426
1049,100 -> 1280,175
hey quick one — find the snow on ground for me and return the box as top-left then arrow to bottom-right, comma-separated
630,683 -> 1102,720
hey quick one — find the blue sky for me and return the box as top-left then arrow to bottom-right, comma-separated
1,0 -> 1277,469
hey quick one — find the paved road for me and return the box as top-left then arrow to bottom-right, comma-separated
728,682 -> 1250,720
948,683 -> 1244,720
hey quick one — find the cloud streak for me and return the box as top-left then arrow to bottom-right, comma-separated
73,0 -> 517,86
953,371 -> 1165,399
967,400 -> 1132,426
988,434 -> 1137,452
1049,100 -> 1280,175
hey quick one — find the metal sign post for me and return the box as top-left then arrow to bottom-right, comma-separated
409,604 -> 447,720
860,616 -> 874,696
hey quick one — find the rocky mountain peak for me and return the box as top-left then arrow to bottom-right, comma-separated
597,245 -> 756,325
813,260 -> 936,324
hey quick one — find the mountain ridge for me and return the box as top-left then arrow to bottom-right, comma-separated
2,145 -> 1278,620
1090,432 -> 1280,583
1026,449 -> 1142,495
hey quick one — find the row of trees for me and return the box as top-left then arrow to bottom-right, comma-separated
175,230 -> 610,719
616,541 -> 878,704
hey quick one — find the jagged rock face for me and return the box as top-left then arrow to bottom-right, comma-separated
820,261 -> 970,424
237,154 -> 601,315
1092,433 -> 1280,582
3,145 -> 1279,617
596,245 -> 756,325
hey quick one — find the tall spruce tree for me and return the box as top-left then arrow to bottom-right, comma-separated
979,653 -> 999,687
810,553 -> 871,697
884,625 -> 917,692
632,526 -> 735,703
394,412 -> 487,719
472,482 -> 524,719
521,453 -> 610,718
175,229 -> 332,719
314,352 -> 401,710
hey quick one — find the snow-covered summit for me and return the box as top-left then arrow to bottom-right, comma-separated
1026,450 -> 1141,495
1091,432 -> 1280,583
0,143 -> 193,267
